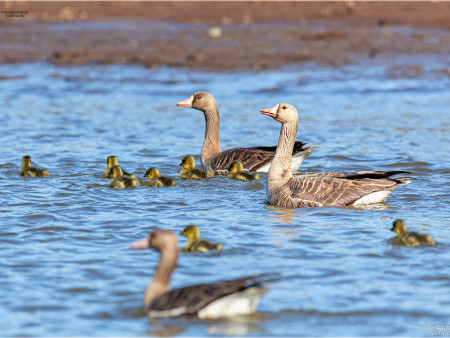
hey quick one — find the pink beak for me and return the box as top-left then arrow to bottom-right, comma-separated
260,104 -> 279,117
130,236 -> 150,249
177,95 -> 194,107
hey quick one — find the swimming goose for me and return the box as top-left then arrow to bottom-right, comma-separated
391,219 -> 436,246
228,160 -> 260,182
102,156 -> 135,179
130,230 -> 272,318
144,167 -> 178,187
180,225 -> 223,252
19,156 -> 50,177
179,156 -> 213,180
260,104 -> 412,208
107,165 -> 140,189
177,91 -> 319,175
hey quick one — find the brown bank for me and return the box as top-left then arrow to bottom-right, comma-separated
1,1 -> 449,71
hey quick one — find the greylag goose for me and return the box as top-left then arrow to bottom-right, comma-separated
144,167 -> 178,187
391,219 -> 436,246
261,104 -> 412,208
19,156 -> 50,177
102,156 -> 135,179
228,160 -> 260,182
107,165 -> 140,189
177,91 -> 319,175
180,225 -> 223,252
131,230 -> 272,318
180,156 -> 213,180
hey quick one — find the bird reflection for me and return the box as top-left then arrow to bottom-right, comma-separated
265,206 -> 299,224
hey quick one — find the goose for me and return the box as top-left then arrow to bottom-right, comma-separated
102,156 -> 135,179
260,104 -> 412,208
391,219 -> 436,246
179,156 -> 213,180
180,225 -> 223,252
228,160 -> 260,182
144,167 -> 177,187
177,91 -> 319,175
107,165 -> 140,189
19,156 -> 50,177
130,230 -> 273,318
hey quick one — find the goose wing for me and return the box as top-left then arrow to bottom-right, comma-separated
147,274 -> 274,317
289,175 -> 411,207
305,170 -> 410,179
209,141 -> 312,175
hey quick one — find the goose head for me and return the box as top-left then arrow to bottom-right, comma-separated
261,103 -> 299,124
107,165 -> 124,179
22,155 -> 32,168
144,167 -> 160,179
180,225 -> 200,240
107,156 -> 119,168
177,91 -> 217,112
180,156 -> 196,170
131,230 -> 179,253
391,219 -> 407,235
229,160 -> 244,174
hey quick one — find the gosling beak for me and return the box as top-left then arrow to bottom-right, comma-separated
260,104 -> 279,118
179,162 -> 183,166
390,227 -> 395,232
130,236 -> 150,249
177,95 -> 194,107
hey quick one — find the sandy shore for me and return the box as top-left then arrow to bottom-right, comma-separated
1,1 -> 449,71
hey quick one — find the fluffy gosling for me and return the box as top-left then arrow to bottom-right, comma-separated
180,156 -> 213,180
19,156 -> 50,177
107,165 -> 140,189
180,225 -> 223,252
102,156 -> 135,179
144,167 -> 178,187
228,160 -> 259,182
391,219 -> 436,246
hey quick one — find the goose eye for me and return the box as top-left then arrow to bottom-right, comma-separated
282,106 -> 287,109
197,95 -> 202,99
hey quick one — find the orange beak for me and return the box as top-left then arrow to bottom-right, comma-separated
177,95 -> 194,107
130,236 -> 149,249
260,104 -> 279,117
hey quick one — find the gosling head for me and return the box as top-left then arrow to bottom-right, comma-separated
107,156 -> 119,168
261,103 -> 299,124
180,225 -> 200,239
391,219 -> 407,235
144,167 -> 160,179
130,230 -> 179,253
22,155 -> 32,168
180,156 -> 196,170
177,91 -> 217,112
229,160 -> 244,174
107,165 -> 124,179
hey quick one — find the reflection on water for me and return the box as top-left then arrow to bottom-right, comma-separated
0,57 -> 449,336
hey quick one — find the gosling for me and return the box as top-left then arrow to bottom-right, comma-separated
391,219 -> 436,246
107,165 -> 140,189
228,160 -> 260,182
180,156 -> 213,180
19,156 -> 50,177
144,167 -> 177,187
102,156 -> 135,179
180,225 -> 223,252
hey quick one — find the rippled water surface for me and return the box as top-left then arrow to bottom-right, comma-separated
0,54 -> 449,337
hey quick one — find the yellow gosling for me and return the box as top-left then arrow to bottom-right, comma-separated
180,225 -> 223,252
19,156 -> 50,177
107,165 -> 140,189
391,219 -> 436,246
144,167 -> 178,187
102,155 -> 136,179
228,160 -> 260,182
180,156 -> 213,180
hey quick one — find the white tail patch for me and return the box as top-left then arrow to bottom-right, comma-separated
197,286 -> 267,319
257,150 -> 310,173
353,190 -> 393,206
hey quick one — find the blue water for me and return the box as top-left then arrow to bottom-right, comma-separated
0,58 -> 449,336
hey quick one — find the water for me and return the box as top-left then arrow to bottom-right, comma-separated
0,55 -> 449,337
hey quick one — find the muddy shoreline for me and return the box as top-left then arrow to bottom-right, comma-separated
1,1 -> 449,71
